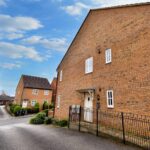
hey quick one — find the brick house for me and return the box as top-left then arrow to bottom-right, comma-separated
55,3 -> 150,120
0,94 -> 14,105
15,75 -> 52,109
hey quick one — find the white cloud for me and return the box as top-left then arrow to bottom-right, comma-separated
22,36 -> 68,52
0,42 -> 43,61
0,14 -> 43,40
92,0 -> 150,7
62,2 -> 90,16
0,0 -> 6,6
62,0 -> 150,16
0,62 -> 22,69
0,14 -> 43,32
0,33 -> 24,40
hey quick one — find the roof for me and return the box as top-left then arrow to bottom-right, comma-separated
57,2 -> 150,71
0,95 -> 14,101
22,75 -> 52,90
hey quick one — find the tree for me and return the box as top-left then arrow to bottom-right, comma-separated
1,90 -> 6,95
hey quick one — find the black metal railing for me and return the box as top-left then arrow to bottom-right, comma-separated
68,106 -> 150,149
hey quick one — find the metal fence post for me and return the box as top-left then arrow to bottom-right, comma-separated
78,106 -> 81,132
68,106 -> 71,129
96,109 -> 99,136
121,112 -> 126,144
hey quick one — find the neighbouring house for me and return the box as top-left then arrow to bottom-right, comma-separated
15,75 -> 52,109
0,94 -> 14,105
51,77 -> 57,104
55,3 -> 150,120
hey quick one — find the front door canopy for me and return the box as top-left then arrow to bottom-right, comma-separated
76,88 -> 95,94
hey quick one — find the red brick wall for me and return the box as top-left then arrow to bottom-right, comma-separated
55,4 -> 150,119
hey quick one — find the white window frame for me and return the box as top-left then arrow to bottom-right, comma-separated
32,89 -> 38,95
105,48 -> 112,64
31,100 -> 36,107
106,90 -> 114,108
44,90 -> 49,95
60,70 -> 63,82
57,95 -> 60,108
85,57 -> 93,74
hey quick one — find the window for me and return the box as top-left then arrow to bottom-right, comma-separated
105,48 -> 112,64
44,90 -> 49,95
31,100 -> 36,106
85,57 -> 93,74
57,95 -> 60,108
32,89 -> 38,95
106,90 -> 114,108
60,70 -> 63,81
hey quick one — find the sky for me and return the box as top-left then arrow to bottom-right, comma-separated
0,0 -> 149,96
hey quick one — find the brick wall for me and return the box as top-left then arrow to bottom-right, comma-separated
22,88 -> 52,109
55,4 -> 150,119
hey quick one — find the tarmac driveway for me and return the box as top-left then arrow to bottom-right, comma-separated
0,122 -> 140,150
0,106 -> 140,150
0,105 -> 11,120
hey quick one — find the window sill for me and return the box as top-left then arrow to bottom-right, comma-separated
85,72 -> 93,75
105,62 -> 112,64
107,106 -> 114,109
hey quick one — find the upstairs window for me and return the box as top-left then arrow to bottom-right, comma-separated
105,48 -> 112,64
32,89 -> 38,95
106,90 -> 114,108
60,70 -> 63,82
85,57 -> 93,74
44,90 -> 49,95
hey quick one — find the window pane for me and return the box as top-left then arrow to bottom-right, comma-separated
85,57 -> 93,74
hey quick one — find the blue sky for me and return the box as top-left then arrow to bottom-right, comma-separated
0,0 -> 149,96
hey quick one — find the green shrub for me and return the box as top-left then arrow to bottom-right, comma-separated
44,117 -> 52,124
30,112 -> 46,125
10,104 -> 18,113
49,103 -> 54,110
13,106 -> 21,116
52,118 -> 68,127
36,112 -> 46,120
35,102 -> 39,108
43,109 -> 49,117
43,101 -> 49,110
33,107 -> 39,113
30,117 -> 44,124
57,120 -> 68,127
33,102 -> 39,113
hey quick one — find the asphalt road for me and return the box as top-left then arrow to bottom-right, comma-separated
0,106 -> 140,150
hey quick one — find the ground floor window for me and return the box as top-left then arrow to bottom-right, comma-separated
106,90 -> 114,108
31,100 -> 36,107
57,95 -> 60,108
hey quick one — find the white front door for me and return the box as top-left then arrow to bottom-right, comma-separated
84,93 -> 93,122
